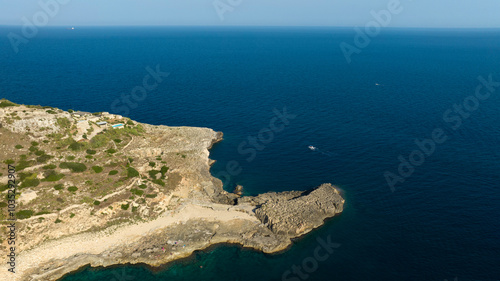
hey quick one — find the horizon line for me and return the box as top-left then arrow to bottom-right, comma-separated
1,24 -> 500,29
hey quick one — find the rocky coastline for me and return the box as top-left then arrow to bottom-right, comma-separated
0,101 -> 344,281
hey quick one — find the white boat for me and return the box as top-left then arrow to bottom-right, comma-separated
308,145 -> 317,151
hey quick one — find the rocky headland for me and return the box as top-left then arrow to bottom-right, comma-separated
0,100 -> 344,281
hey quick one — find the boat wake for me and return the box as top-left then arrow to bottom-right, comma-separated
308,146 -> 337,157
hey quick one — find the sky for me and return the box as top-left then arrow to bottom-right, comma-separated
0,0 -> 499,28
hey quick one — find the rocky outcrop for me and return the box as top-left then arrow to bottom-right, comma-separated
233,185 -> 243,196
253,184 -> 344,236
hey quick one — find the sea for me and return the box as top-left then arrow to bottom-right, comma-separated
1,26 -> 499,281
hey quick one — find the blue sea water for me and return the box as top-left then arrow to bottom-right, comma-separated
1,26 -> 500,281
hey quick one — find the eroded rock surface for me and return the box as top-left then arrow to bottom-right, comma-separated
254,184 -> 344,236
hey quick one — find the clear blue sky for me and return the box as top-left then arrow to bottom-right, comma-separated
1,0 -> 499,28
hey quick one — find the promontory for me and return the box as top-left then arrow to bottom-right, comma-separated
0,100 -> 344,281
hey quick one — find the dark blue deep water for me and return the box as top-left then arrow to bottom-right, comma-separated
1,27 -> 500,281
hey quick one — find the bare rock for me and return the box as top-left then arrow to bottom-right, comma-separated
254,184 -> 344,237
233,185 -> 243,196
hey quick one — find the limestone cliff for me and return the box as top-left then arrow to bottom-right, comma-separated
0,100 -> 344,281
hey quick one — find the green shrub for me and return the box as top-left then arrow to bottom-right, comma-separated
36,154 -> 53,163
121,204 -> 129,210
130,188 -> 144,196
152,179 -> 165,186
42,170 -> 65,182
4,159 -> 15,165
160,166 -> 169,178
113,139 -> 122,143
148,161 -> 156,167
91,166 -> 103,173
15,144 -> 23,149
148,166 -> 169,179
26,104 -> 42,109
54,184 -> 64,190
85,155 -> 93,159
108,170 -> 118,175
89,133 -> 108,148
16,210 -> 34,219
69,142 -> 83,151
0,100 -> 18,108
43,164 -> 57,169
125,124 -> 145,135
70,213 -> 75,218
29,146 -> 38,152
68,186 -> 78,192
55,218 -> 63,223
56,137 -> 73,147
132,206 -> 138,212
17,159 -> 35,171
93,200 -> 101,206
0,202 -> 8,208
34,150 -> 45,156
81,197 -> 93,204
56,117 -> 71,128
127,167 -> 139,178
66,155 -> 76,160
86,149 -> 97,155
19,172 -> 31,181
105,148 -> 117,154
126,120 -> 134,125
31,141 -> 39,146
146,194 -> 157,198
59,162 -> 87,172
35,211 -> 51,215
138,184 -> 147,189
148,170 -> 160,179
20,177 -> 40,188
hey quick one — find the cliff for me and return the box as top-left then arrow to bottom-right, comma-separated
0,100 -> 344,281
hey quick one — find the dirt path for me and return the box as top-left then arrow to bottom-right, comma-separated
122,136 -> 134,150
0,203 -> 258,281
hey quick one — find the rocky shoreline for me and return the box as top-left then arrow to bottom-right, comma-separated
0,102 -> 344,281
49,183 -> 343,281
